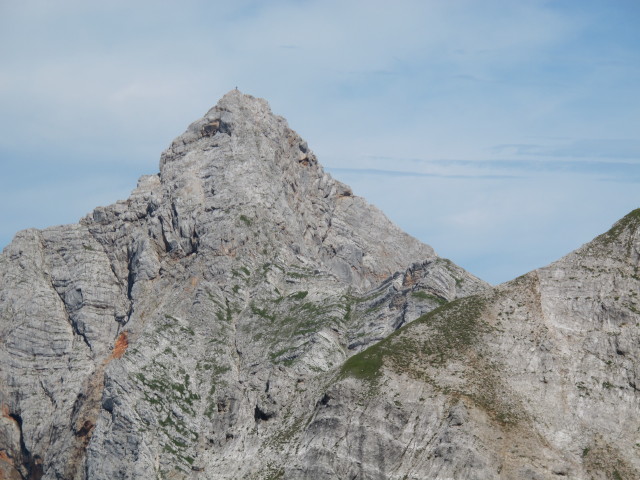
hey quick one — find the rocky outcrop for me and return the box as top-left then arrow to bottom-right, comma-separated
321,209 -> 640,479
2,90 -> 636,480
0,91 -> 487,479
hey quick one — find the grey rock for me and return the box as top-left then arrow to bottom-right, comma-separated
0,91 -> 485,479
316,209 -> 640,479
2,90 -> 637,480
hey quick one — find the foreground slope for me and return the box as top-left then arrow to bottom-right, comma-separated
325,210 -> 640,479
0,91 -> 487,479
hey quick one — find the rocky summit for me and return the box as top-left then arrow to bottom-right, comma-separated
0,91 -> 637,480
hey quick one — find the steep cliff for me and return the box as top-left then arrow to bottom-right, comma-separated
0,91 -> 487,479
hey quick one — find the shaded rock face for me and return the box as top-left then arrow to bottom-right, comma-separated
0,91 -> 487,479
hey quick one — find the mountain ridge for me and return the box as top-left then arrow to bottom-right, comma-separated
0,91 -> 637,479
0,91 -> 488,479
330,205 -> 640,479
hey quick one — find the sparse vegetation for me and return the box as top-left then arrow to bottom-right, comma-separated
411,290 -> 448,305
341,345 -> 384,381
290,290 -> 308,300
590,208 -> 640,253
342,294 -> 489,381
340,292 -> 525,426
251,303 -> 276,321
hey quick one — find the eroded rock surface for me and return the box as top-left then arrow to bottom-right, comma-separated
327,210 -> 640,480
2,90 -> 637,479
0,91 -> 487,479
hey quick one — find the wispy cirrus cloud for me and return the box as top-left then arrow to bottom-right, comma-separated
491,138 -> 640,160
327,167 -> 520,180
1,0 -> 639,284
327,153 -> 640,183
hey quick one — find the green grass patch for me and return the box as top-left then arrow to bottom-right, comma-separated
290,290 -> 308,300
341,294 -> 490,381
411,291 -> 448,305
341,347 -> 384,381
250,303 -> 276,321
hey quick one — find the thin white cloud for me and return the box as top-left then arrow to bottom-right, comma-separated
0,0 -> 638,284
492,139 -> 640,160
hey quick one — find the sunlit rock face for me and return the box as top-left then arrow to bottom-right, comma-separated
0,91 -> 487,479
2,91 -> 638,480
316,210 -> 640,480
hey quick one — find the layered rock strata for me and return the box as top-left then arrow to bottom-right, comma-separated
0,91 -> 487,479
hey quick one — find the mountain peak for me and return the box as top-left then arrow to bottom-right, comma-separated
94,91 -> 439,289
4,92 -> 638,479
213,88 -> 269,111
159,89 -> 277,170
0,92 -> 490,479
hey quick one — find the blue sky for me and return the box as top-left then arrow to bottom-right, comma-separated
1,0 -> 639,284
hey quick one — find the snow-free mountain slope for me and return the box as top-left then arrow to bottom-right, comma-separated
2,90 -> 637,479
326,209 -> 640,479
0,91 -> 487,479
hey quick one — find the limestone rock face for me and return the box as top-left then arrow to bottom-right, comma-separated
320,210 -> 640,480
0,91 -> 487,479
2,90 -> 637,480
